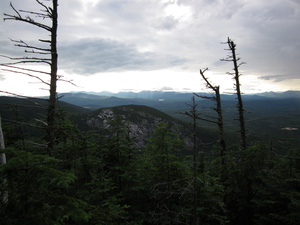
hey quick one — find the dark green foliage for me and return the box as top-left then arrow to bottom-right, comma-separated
220,144 -> 300,225
139,123 -> 189,224
1,99 -> 300,224
0,147 -> 88,225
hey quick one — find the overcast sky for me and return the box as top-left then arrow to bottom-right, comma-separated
1,0 -> 300,96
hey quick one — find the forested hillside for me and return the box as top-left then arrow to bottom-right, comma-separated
59,91 -> 300,147
0,2 -> 299,223
0,95 -> 299,224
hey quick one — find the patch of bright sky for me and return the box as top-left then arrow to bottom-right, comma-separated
55,70 -> 283,95
164,2 -> 193,21
1,0 -> 299,96
1,67 -> 288,97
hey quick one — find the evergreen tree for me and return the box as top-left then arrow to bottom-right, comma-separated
140,123 -> 190,224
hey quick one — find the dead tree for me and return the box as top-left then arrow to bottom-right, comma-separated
194,68 -> 226,163
0,115 -> 8,203
182,96 -> 200,225
1,0 -> 59,155
221,37 -> 247,150
0,116 -> 6,165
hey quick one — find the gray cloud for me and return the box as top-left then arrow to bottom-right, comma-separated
259,74 -> 299,82
0,40 -> 20,60
1,0 -> 300,93
154,16 -> 178,30
158,86 -> 175,91
0,74 -> 5,81
59,38 -> 187,74
0,39 -> 51,63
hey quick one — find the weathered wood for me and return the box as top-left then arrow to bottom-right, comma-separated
0,115 -> 8,204
227,38 -> 247,149
221,37 -> 247,149
198,69 -> 226,159
2,0 -> 59,155
0,115 -> 6,164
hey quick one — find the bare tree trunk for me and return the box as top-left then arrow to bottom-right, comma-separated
182,96 -> 199,224
222,37 -> 247,149
0,116 -> 6,165
46,0 -> 58,155
215,87 -> 226,159
0,115 -> 8,203
191,96 -> 198,225
197,68 -> 226,162
2,0 -> 59,155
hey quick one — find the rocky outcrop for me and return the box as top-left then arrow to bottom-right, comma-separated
84,105 -> 190,148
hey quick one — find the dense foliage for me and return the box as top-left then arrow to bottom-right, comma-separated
1,110 -> 299,225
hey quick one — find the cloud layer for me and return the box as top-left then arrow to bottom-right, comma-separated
59,38 -> 187,74
1,0 -> 300,93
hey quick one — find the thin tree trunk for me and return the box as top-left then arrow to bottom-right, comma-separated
215,86 -> 226,162
46,0 -> 58,155
191,96 -> 199,225
197,69 -> 226,161
229,38 -> 246,149
2,0 -> 60,155
0,116 -> 6,165
0,115 -> 8,203
222,38 -> 247,149
183,96 -> 200,224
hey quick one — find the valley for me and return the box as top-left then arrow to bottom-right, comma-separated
1,90 -> 299,148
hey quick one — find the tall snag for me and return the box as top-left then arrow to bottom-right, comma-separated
221,37 -> 247,149
182,96 -> 200,224
0,116 -> 6,165
2,0 -> 59,155
0,115 -> 8,204
194,68 -> 226,162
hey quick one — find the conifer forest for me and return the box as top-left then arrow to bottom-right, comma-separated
0,1 -> 300,224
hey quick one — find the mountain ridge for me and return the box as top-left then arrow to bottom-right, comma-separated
61,90 -> 300,100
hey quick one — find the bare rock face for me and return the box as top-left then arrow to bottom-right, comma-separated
84,105 -> 189,148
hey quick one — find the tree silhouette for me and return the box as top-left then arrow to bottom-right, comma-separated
221,37 -> 247,149
1,0 -> 59,155
194,68 -> 226,162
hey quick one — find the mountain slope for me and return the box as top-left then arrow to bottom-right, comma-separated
77,104 -> 214,148
58,91 -> 300,145
0,96 -> 91,123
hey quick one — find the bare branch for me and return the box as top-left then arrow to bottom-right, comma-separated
58,78 -> 78,87
25,50 -> 51,55
39,39 -> 51,43
197,117 -> 218,124
0,65 -> 50,76
0,68 -> 50,86
222,37 -> 247,149
9,2 -> 21,18
4,13 -> 52,31
36,0 -> 52,16
1,54 -> 50,61
19,10 -> 50,19
1,118 -> 44,129
199,68 -> 217,92
0,55 -> 51,65
193,93 -> 216,101
10,39 -> 51,52
2,0 -> 59,155
4,3 -> 52,32
24,140 -> 47,147
0,91 -> 47,103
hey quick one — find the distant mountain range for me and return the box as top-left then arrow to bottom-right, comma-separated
59,90 -> 300,101
0,90 -> 299,148
0,95 -> 214,149
57,90 -> 300,145
57,90 -> 300,124
58,90 -> 300,110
